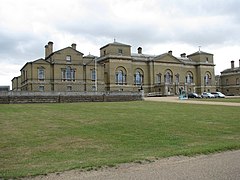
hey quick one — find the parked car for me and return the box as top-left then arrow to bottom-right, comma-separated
211,92 -> 225,98
188,92 -> 201,98
201,92 -> 215,98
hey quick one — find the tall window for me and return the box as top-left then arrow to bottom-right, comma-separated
91,69 -> 96,81
38,68 -> 45,81
116,70 -> 126,85
204,73 -> 211,85
134,71 -> 143,85
175,74 -> 179,84
156,73 -> 162,84
164,71 -> 172,84
236,78 -> 239,85
62,67 -> 75,81
186,73 -> 193,84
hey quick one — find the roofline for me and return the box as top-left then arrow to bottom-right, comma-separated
100,42 -> 131,50
187,51 -> 213,57
20,58 -> 47,71
45,46 -> 84,59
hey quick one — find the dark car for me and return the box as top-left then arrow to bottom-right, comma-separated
188,92 -> 201,98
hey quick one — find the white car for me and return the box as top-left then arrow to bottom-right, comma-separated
201,92 -> 215,98
211,92 -> 225,98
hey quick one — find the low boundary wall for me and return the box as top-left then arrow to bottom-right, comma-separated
0,92 -> 143,104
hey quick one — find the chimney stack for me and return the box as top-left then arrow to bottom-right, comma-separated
71,43 -> 76,50
48,41 -> 53,54
231,60 -> 235,69
137,47 -> 142,54
45,41 -> 53,58
168,50 -> 172,55
45,45 -> 48,58
180,53 -> 186,58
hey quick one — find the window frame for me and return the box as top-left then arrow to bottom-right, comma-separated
38,67 -> 45,81
61,67 -> 76,81
115,70 -> 126,85
134,71 -> 143,85
66,55 -> 71,62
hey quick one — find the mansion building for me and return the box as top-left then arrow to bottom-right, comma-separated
12,41 -> 216,95
216,60 -> 240,96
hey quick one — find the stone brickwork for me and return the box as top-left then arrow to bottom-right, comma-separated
0,92 -> 142,104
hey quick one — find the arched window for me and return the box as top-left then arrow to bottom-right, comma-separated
185,72 -> 193,84
134,70 -> 143,85
204,72 -> 211,85
115,68 -> 126,85
164,70 -> 172,84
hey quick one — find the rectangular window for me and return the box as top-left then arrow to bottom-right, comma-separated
156,74 -> 161,84
66,55 -> 71,62
39,85 -> 44,92
67,86 -> 72,91
38,68 -> 45,81
91,69 -> 96,81
118,49 -> 123,54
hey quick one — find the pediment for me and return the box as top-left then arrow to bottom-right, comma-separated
154,53 -> 182,64
54,47 -> 84,56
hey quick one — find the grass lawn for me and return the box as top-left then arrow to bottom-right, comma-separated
0,101 -> 240,178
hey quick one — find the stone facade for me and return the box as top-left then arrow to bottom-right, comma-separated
12,41 -> 216,95
218,60 -> 240,95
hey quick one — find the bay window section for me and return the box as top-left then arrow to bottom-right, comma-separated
62,67 -> 76,81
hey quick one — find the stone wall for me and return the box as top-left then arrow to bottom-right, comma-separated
0,92 -> 143,104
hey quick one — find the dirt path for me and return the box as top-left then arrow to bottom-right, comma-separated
144,96 -> 240,106
24,150 -> 240,180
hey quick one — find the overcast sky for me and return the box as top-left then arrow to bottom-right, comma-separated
1,0 -> 240,87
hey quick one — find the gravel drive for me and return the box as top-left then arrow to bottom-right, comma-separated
25,150 -> 240,180
144,96 -> 240,106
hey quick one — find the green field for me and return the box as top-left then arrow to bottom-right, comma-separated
0,101 -> 240,179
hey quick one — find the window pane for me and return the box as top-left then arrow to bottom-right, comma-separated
135,72 -> 142,85
66,55 -> 71,61
92,70 -> 96,80
38,69 -> 44,80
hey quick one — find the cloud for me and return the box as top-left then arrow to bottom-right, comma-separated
0,0 -> 240,87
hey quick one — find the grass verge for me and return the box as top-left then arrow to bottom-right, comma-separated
0,101 -> 239,178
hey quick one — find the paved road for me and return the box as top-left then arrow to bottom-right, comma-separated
27,150 -> 240,180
